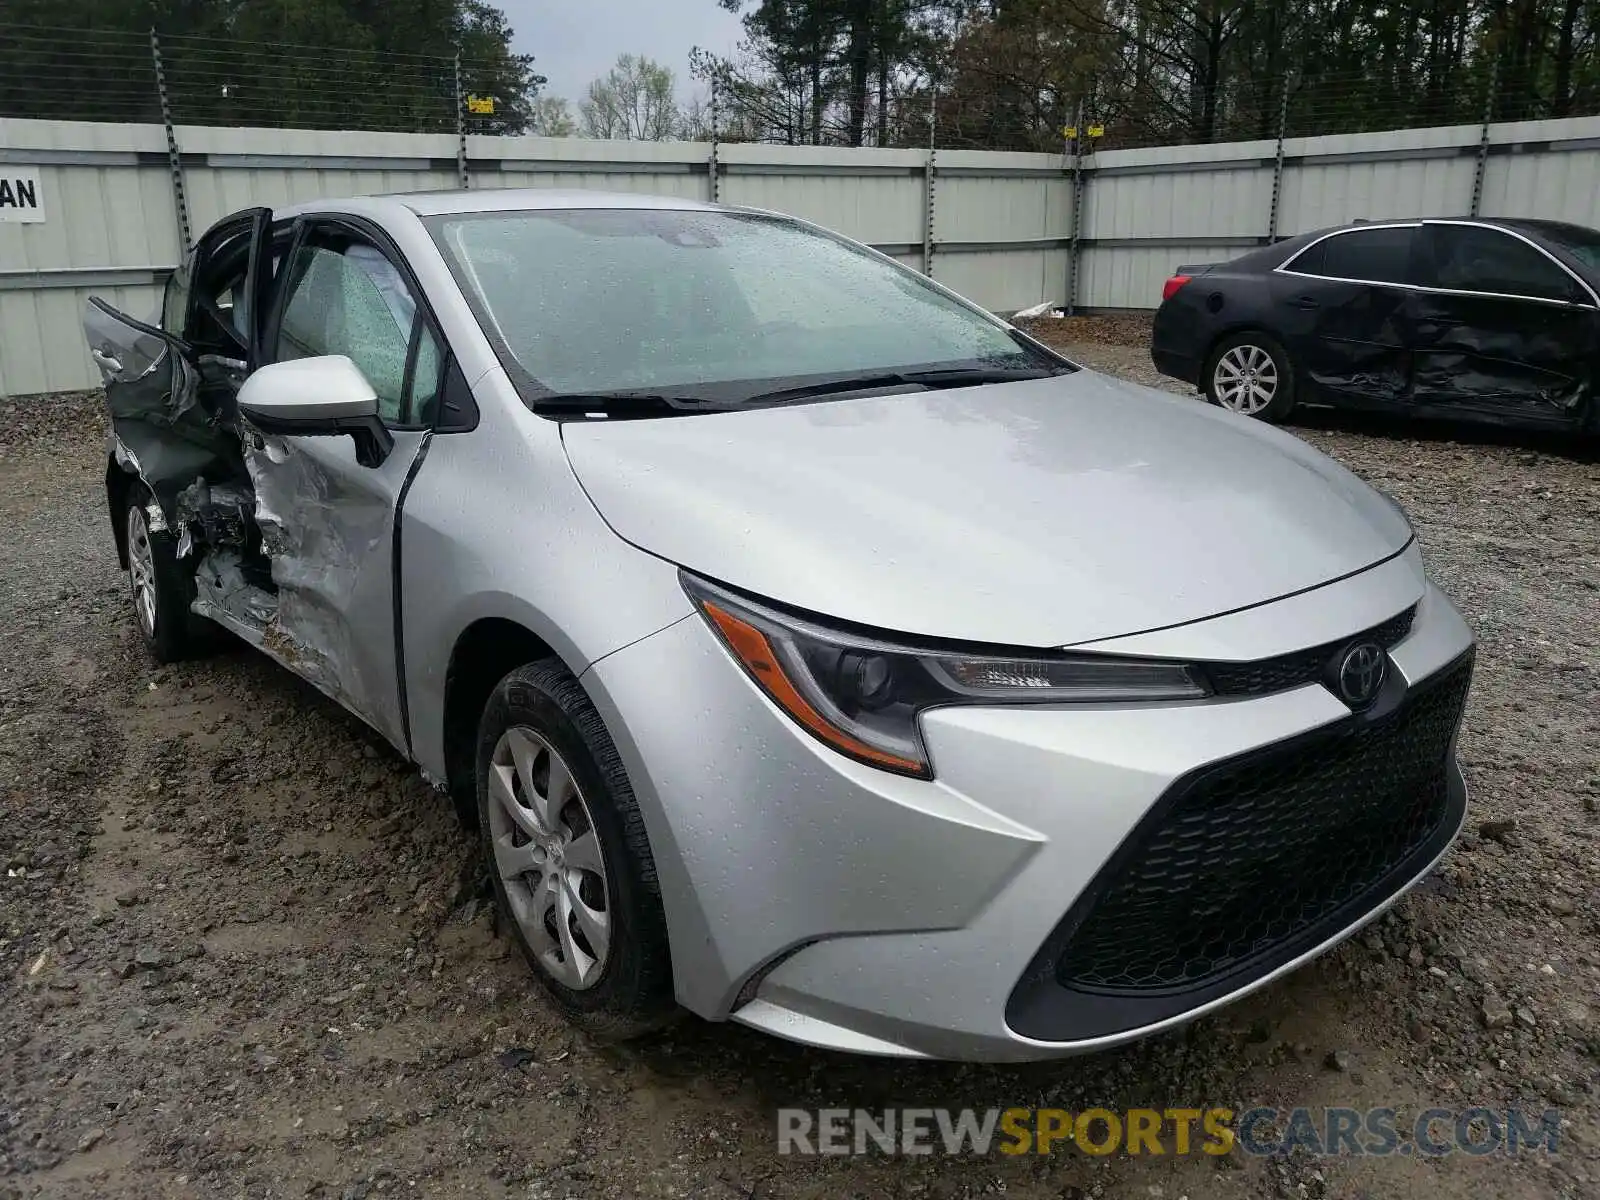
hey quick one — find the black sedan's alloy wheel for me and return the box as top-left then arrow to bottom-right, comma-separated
1206,332 -> 1298,423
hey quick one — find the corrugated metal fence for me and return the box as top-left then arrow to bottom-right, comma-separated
4,113 -> 1600,397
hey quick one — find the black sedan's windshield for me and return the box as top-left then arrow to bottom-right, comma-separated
424,207 -> 1066,409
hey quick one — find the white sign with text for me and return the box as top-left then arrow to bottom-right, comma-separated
0,168 -> 45,222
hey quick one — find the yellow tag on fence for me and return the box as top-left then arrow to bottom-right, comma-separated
467,96 -> 495,115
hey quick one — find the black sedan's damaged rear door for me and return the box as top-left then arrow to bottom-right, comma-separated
1408,221 -> 1600,428
1271,223 -> 1423,408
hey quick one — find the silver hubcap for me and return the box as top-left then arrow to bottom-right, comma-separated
487,727 -> 611,990
1214,344 -> 1278,415
126,505 -> 158,636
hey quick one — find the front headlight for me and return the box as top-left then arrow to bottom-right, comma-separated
682,573 -> 1209,779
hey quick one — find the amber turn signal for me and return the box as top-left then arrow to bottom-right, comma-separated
699,599 -> 927,775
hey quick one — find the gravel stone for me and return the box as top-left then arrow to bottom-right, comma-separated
1478,818 -> 1519,843
1482,989 -> 1515,1029
75,1128 -> 104,1153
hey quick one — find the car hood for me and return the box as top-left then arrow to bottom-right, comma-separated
560,371 -> 1412,648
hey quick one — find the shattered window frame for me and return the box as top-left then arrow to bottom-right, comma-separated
264,217 -> 449,434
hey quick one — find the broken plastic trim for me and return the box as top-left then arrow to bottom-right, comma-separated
240,409 -> 394,469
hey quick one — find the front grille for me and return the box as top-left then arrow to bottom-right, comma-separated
1053,654 -> 1471,994
1205,606 -> 1415,698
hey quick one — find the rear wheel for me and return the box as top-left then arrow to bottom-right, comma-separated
124,482 -> 211,663
1205,332 -> 1297,422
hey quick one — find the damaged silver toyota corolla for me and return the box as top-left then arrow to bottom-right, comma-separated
84,190 -> 1476,1062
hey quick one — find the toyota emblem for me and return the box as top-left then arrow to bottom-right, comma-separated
1334,641 -> 1387,709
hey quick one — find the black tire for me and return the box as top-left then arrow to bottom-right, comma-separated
1204,331 -> 1298,423
475,658 -> 676,1040
122,480 -> 212,664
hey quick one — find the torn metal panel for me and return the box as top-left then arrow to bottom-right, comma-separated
1275,280 -> 1416,406
192,550 -> 279,628
84,299 -> 175,391
85,301 -> 203,432
1308,354 -> 1413,405
1411,351 -> 1589,415
239,425 -> 374,714
1406,290 -> 1598,424
237,422 -> 424,751
85,298 -> 249,527
110,435 -> 143,478
191,548 -> 360,723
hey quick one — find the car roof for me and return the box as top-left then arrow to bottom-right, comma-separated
1301,215 -> 1598,238
1484,215 -> 1600,240
394,187 -> 725,216
274,187 -> 723,223
1231,215 -> 1600,270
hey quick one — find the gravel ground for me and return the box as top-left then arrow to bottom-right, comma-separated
2,342 -> 1597,1200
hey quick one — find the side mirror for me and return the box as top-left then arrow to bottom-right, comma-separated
237,356 -> 395,468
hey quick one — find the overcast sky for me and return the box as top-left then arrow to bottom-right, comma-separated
501,1 -> 747,104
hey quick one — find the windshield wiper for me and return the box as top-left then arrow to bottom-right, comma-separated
533,364 -> 1069,416
743,365 -> 1067,406
530,391 -> 738,417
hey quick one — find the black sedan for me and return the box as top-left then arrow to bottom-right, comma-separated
1150,217 -> 1600,432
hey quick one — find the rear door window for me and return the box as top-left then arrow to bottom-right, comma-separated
1287,226 -> 1419,285
1420,224 -> 1581,302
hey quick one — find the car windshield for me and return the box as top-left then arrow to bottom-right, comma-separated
424,207 -> 1064,410
1537,222 -> 1600,272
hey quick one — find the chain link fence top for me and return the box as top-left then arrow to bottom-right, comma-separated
706,59 -> 1600,154
1,26 -> 164,125
0,24 -> 533,135
4,23 -> 1600,150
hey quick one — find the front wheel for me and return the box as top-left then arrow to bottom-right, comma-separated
475,659 -> 676,1040
1205,332 -> 1297,422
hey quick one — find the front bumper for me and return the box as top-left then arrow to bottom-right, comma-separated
580,561 -> 1475,1062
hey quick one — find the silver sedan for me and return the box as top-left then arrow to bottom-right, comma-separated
84,189 -> 1475,1061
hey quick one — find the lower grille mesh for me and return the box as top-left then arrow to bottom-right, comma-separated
1054,657 -> 1471,994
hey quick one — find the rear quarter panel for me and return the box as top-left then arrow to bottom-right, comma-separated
1152,271 -> 1281,386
